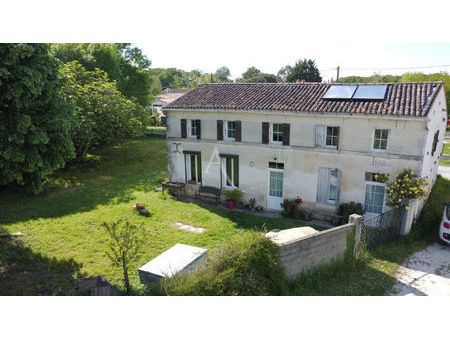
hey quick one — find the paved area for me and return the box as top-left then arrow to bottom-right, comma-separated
438,165 -> 450,180
388,243 -> 450,296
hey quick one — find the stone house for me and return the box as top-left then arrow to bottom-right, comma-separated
163,82 -> 447,217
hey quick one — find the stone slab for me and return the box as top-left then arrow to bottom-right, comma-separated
265,226 -> 318,245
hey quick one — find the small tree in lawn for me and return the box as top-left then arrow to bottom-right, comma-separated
102,219 -> 146,295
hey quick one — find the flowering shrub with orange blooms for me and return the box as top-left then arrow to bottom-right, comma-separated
386,169 -> 429,208
280,197 -> 304,220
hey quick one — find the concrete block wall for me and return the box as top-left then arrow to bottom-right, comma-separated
277,223 -> 354,279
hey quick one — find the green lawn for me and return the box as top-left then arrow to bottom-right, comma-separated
440,143 -> 450,166
0,136 -> 312,295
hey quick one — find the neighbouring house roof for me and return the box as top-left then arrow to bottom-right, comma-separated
164,82 -> 443,117
155,88 -> 192,106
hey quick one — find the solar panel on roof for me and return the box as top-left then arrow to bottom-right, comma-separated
322,85 -> 357,99
352,85 -> 387,100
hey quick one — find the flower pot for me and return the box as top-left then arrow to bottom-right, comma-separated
135,203 -> 145,210
187,179 -> 197,185
256,206 -> 263,212
226,200 -> 235,209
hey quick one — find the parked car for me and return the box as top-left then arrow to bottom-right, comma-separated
438,202 -> 450,245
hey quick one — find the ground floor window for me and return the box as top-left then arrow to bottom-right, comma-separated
223,156 -> 239,188
186,153 -> 201,183
364,182 -> 385,214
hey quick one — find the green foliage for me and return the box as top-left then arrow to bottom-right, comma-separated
285,59 -> 322,83
0,43 -> 75,191
223,188 -> 243,203
60,61 -> 148,157
337,202 -> 365,225
52,43 -> 153,106
215,66 -> 231,82
412,175 -> 450,238
280,197 -> 304,220
277,65 -> 292,82
386,169 -> 429,208
101,219 -> 147,294
338,74 -> 401,83
158,234 -> 287,296
242,66 -> 261,79
237,73 -> 279,83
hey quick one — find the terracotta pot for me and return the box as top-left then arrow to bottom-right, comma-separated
226,200 -> 235,209
135,203 -> 145,210
187,179 -> 197,185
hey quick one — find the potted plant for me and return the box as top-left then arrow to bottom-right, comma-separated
223,189 -> 243,209
249,198 -> 256,211
187,179 -> 197,185
255,206 -> 263,212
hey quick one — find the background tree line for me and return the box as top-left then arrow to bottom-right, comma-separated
0,43 -> 151,191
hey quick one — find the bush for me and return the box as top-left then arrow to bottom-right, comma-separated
412,175 -> 450,239
156,234 -> 287,296
337,201 -> 365,225
280,197 -> 304,220
223,188 -> 243,203
386,169 -> 429,208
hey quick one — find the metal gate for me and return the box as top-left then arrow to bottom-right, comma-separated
359,208 -> 402,250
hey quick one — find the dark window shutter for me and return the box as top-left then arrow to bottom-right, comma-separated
262,122 -> 269,144
196,119 -> 201,140
235,121 -> 242,142
181,119 -> 187,138
217,120 -> 223,140
282,123 -> 290,146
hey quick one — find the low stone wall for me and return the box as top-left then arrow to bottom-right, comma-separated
275,223 -> 355,279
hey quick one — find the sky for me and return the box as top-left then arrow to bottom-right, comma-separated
3,0 -> 450,83
139,42 -> 450,82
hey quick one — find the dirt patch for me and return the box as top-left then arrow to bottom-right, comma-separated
169,221 -> 206,233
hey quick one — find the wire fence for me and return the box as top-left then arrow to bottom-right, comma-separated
359,208 -> 402,251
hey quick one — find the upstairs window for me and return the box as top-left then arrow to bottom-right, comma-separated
272,123 -> 283,144
325,126 -> 340,148
373,129 -> 389,151
226,121 -> 236,140
189,120 -> 199,138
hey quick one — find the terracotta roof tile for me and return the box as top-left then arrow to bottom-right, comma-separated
164,82 -> 442,117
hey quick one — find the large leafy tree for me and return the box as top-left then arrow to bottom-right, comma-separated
60,61 -> 147,158
52,43 -> 153,107
0,44 -> 75,191
215,66 -> 231,82
242,66 -> 261,80
285,59 -> 322,83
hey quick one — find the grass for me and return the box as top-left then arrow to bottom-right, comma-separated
0,136 -> 312,295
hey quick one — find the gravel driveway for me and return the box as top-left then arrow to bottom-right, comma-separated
388,243 -> 450,296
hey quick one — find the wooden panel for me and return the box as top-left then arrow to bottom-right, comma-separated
317,167 -> 329,203
315,125 -> 325,147
282,123 -> 290,146
196,119 -> 201,140
181,119 -> 187,138
217,120 -> 223,141
262,122 -> 269,144
235,121 -> 242,142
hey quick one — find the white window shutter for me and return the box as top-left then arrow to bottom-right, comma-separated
315,125 -> 325,148
317,167 -> 329,203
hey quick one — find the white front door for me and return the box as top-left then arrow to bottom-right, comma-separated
268,167 -> 284,210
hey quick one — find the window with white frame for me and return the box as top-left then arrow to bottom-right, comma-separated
225,121 -> 236,140
188,120 -> 198,138
223,156 -> 239,188
186,153 -> 201,183
364,182 -> 385,214
373,129 -> 389,151
271,123 -> 283,144
325,126 -> 339,148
